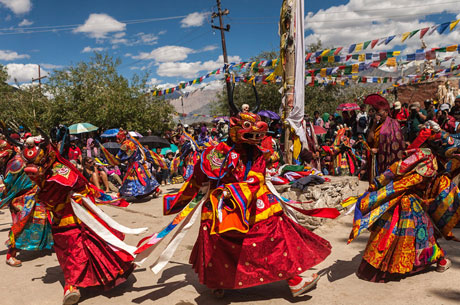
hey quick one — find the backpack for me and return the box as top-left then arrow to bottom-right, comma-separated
358,116 -> 367,129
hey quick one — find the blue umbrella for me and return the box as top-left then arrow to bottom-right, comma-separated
101,128 -> 119,138
258,110 -> 280,120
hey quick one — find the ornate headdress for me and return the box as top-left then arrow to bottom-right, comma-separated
21,127 -> 56,183
227,83 -> 268,144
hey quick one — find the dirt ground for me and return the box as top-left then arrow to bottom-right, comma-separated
0,183 -> 459,305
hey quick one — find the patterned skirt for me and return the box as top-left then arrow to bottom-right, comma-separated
119,162 -> 160,197
190,213 -> 331,289
358,194 -> 444,282
8,186 -> 54,251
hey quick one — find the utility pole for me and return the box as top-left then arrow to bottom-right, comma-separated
211,0 -> 232,106
32,65 -> 47,89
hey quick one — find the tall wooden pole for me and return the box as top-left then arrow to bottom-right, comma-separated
280,0 -> 296,164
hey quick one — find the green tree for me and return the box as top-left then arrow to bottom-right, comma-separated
45,52 -> 174,133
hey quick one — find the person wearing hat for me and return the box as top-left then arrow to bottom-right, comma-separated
449,95 -> 460,121
68,137 -> 82,164
364,94 -> 404,182
394,101 -> 409,127
437,103 -> 456,133
217,119 -> 228,140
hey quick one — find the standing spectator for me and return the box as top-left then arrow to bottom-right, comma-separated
68,138 -> 82,164
408,102 -> 427,142
424,99 -> 436,121
356,104 -> 368,137
314,111 -> 324,127
437,104 -> 456,133
322,113 -> 330,130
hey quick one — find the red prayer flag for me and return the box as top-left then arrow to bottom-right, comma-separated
420,27 -> 429,39
371,39 -> 379,49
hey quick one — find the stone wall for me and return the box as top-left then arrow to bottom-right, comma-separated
275,176 -> 361,230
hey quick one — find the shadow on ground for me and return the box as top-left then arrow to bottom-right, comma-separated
130,262 -> 314,305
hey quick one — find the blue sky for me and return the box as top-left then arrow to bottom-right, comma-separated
1,0 -> 459,90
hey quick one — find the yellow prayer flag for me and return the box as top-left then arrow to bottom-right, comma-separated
320,49 -> 330,57
320,68 -> 327,77
401,32 -> 410,42
250,61 -> 256,70
352,75 -> 359,80
358,54 -> 365,62
351,64 -> 359,74
386,57 -> 397,67
446,45 -> 457,52
450,20 -> 460,31
265,72 -> 276,81
328,56 -> 334,63
355,43 -> 363,52
392,51 -> 401,56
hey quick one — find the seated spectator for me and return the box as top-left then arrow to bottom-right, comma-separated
68,138 -> 82,164
82,157 -> 110,193
437,104 -> 456,133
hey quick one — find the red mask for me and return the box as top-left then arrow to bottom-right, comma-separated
229,112 -> 268,144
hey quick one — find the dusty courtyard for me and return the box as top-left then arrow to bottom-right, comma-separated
0,184 -> 459,305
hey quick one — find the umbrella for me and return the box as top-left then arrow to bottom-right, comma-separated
313,125 -> 327,135
337,103 -> 360,112
212,116 -> 229,123
102,142 -> 120,155
258,110 -> 280,120
129,131 -> 143,138
101,128 -> 119,138
139,136 -> 170,148
69,123 -> 98,135
161,144 -> 179,155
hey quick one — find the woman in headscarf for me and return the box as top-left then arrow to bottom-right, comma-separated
365,94 -> 405,183
86,137 -> 98,158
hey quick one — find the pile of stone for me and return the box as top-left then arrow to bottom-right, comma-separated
275,176 -> 361,230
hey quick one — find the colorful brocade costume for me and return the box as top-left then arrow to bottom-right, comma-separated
347,148 -> 460,282
135,111 -> 338,293
0,154 -> 53,253
322,126 -> 358,176
116,136 -> 160,198
22,139 -> 146,295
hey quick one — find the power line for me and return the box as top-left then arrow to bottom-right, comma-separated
0,15 -> 191,36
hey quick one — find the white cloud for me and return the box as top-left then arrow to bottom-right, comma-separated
181,12 -> 208,28
74,13 -> 126,39
147,78 -> 161,86
6,63 -> 48,83
81,46 -> 105,53
132,45 -> 194,62
201,45 -> 218,52
0,0 -> 31,15
39,63 -> 63,70
305,0 -> 460,53
0,49 -> 29,60
156,55 -> 241,78
18,18 -> 32,26
130,44 -> 217,62
135,32 -> 159,45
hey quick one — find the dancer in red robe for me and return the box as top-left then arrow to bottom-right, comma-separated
21,132 -> 146,305
136,85 -> 338,298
